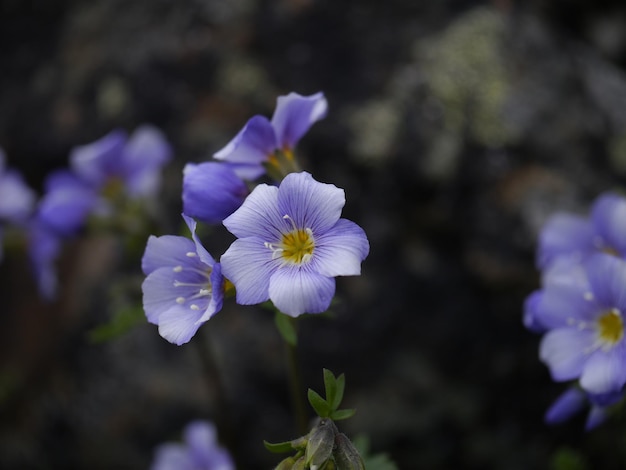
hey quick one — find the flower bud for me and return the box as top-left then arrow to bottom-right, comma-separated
292,456 -> 307,470
333,433 -> 365,470
305,419 -> 337,470
274,456 -> 297,470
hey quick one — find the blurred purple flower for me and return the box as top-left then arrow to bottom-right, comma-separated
0,148 -> 37,261
545,386 -> 624,430
37,125 -> 171,236
182,162 -> 249,225
214,92 -> 327,180
538,192 -> 626,269
142,214 -> 224,345
532,253 -> 626,395
220,171 -> 369,317
27,217 -> 63,300
151,420 -> 234,470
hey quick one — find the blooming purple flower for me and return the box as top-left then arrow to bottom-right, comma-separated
37,125 -> 171,236
220,171 -> 369,317
142,214 -> 224,345
531,253 -> 626,395
0,148 -> 37,261
214,92 -> 328,180
538,192 -> 626,269
182,162 -> 250,225
151,420 -> 234,470
545,386 -> 624,430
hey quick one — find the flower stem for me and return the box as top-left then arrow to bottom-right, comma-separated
283,316 -> 309,435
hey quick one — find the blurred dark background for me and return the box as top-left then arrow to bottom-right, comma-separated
2,0 -> 626,468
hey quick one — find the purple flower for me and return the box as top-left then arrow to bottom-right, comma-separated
0,148 -> 37,261
532,253 -> 626,395
182,162 -> 249,225
38,125 -> 171,235
151,420 -> 234,470
0,148 -> 36,224
220,171 -> 369,317
142,214 -> 224,345
538,192 -> 626,269
214,92 -> 328,180
545,386 -> 624,430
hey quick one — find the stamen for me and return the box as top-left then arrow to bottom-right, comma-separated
186,252 -> 197,257
583,292 -> 594,301
176,297 -> 185,304
190,304 -> 200,310
173,266 -> 183,273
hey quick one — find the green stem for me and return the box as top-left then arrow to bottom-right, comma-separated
283,317 -> 309,435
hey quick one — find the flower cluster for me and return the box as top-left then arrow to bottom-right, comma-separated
0,126 -> 172,300
142,92 -> 369,344
525,192 -> 626,429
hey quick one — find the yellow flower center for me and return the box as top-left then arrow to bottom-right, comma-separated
597,308 -> 624,345
264,215 -> 316,266
280,228 -> 315,265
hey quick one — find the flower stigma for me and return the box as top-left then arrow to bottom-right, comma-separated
264,214 -> 315,266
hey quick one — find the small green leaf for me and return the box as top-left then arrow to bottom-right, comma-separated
323,369 -> 337,408
264,440 -> 298,454
331,373 -> 346,410
330,408 -> 356,421
275,311 -> 298,346
308,388 -> 331,417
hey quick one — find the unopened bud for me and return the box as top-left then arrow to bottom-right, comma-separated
333,433 -> 365,470
305,419 -> 337,470
292,456 -> 307,470
274,456 -> 297,470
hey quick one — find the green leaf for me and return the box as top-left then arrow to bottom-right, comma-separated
264,440 -> 298,454
330,408 -> 356,421
323,369 -> 337,408
308,388 -> 331,417
332,373 -> 346,410
274,311 -> 298,346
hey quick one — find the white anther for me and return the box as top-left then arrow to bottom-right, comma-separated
186,251 -> 197,257
176,297 -> 185,304
173,266 -> 183,273
190,304 -> 200,310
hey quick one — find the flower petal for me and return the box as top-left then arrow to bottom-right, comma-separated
182,214 -> 216,267
591,192 -> 626,255
312,219 -> 369,277
585,253 -> 626,311
0,169 -> 36,221
70,129 -> 127,186
585,405 -> 608,430
268,267 -> 335,316
151,443 -> 193,470
277,172 -> 345,234
537,213 -> 594,269
213,115 -> 276,168
182,162 -> 249,225
157,304 -> 206,345
122,125 -> 172,197
141,234 -> 197,275
544,387 -> 586,425
37,183 -> 99,236
539,328 -> 594,382
142,267 -> 187,323
271,92 -> 328,149
579,346 -> 626,394
220,237 -> 276,305
533,282 -> 598,329
222,183 -> 283,240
